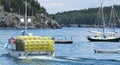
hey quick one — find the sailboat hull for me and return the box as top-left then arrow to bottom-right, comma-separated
87,36 -> 120,42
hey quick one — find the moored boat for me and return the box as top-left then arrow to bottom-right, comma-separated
87,4 -> 120,42
87,35 -> 120,42
94,49 -> 120,54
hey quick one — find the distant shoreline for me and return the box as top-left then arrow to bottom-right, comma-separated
0,26 -> 120,29
0,27 -> 61,29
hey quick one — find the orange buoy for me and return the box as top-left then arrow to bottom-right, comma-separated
12,39 -> 16,44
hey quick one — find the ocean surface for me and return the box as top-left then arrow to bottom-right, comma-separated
0,27 -> 120,65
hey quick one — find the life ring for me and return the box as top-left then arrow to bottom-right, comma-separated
12,39 -> 16,44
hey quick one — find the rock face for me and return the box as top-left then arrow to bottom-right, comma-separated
0,6 -> 61,29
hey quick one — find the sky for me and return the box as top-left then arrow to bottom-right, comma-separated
38,0 -> 120,14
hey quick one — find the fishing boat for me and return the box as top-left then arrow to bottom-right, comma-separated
5,36 -> 55,59
4,0 -> 55,59
87,4 -> 120,42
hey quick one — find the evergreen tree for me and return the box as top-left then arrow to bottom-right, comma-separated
0,0 -> 47,16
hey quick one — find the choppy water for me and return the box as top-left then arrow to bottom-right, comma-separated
0,27 -> 120,65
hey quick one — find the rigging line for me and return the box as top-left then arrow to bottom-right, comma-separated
11,30 -> 21,38
114,7 -> 120,24
109,6 -> 113,28
94,7 -> 101,28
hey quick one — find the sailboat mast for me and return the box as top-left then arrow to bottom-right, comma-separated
112,6 -> 116,32
109,5 -> 116,32
101,3 -> 105,33
25,0 -> 28,35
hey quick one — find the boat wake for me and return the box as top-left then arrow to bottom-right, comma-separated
1,53 -> 120,64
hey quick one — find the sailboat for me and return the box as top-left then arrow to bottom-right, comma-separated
4,0 -> 55,59
87,4 -> 120,42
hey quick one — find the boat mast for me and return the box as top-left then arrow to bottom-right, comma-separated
101,3 -> 105,34
25,0 -> 28,35
112,6 -> 116,32
109,5 -> 117,33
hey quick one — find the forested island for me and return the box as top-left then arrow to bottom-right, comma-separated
0,0 -> 61,29
50,5 -> 120,27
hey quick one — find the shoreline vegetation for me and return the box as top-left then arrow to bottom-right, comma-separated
50,5 -> 120,28
1,0 -> 120,28
0,0 -> 61,29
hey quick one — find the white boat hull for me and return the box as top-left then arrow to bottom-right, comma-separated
87,36 -> 120,42
7,49 -> 55,59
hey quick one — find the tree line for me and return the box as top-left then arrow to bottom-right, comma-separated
0,0 -> 47,16
50,5 -> 120,27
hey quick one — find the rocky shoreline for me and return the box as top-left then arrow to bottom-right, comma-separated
0,6 -> 61,29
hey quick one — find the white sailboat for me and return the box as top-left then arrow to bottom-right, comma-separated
4,0 -> 55,59
87,4 -> 120,42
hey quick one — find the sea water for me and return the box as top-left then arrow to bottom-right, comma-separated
0,27 -> 120,65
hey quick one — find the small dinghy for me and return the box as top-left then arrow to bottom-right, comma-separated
94,49 -> 120,54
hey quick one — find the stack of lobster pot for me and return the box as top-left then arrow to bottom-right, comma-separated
15,36 -> 55,53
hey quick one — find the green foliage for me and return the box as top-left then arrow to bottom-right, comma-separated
50,5 -> 120,27
0,0 -> 46,16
